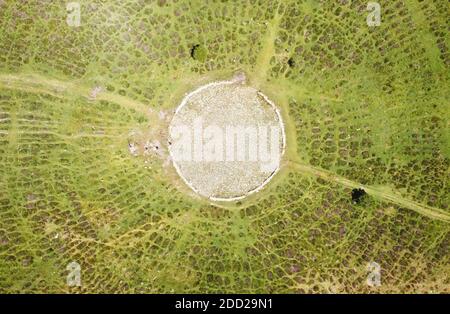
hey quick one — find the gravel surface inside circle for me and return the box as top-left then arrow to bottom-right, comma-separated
169,80 -> 285,201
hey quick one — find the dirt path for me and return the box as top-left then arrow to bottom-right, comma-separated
288,159 -> 450,223
0,72 -> 150,116
253,7 -> 282,86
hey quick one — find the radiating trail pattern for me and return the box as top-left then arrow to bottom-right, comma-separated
0,0 -> 448,293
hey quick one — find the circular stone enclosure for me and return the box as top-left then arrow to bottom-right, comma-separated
169,80 -> 285,201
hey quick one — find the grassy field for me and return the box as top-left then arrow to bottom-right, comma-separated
0,0 -> 448,293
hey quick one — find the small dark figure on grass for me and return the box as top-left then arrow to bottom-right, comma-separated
287,57 -> 295,68
351,188 -> 366,204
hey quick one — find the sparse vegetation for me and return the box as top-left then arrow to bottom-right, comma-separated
0,0 -> 448,294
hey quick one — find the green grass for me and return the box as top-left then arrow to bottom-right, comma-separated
0,0 -> 448,293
